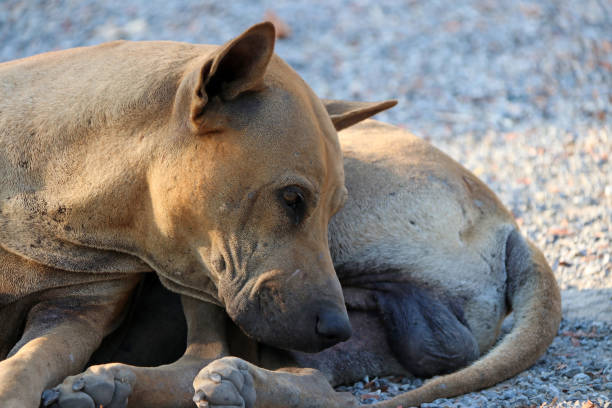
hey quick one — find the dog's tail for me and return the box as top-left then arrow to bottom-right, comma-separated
375,229 -> 561,408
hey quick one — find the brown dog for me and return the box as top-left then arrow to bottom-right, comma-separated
0,23 -> 394,407
189,119 -> 562,407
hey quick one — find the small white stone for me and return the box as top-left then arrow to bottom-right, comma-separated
124,19 -> 148,36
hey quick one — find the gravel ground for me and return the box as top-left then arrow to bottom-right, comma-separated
1,0 -> 610,406
337,319 -> 612,407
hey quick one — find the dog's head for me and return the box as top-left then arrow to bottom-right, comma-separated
146,23 -> 395,352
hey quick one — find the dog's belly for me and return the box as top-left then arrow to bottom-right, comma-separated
0,246 -> 132,304
0,245 -> 142,357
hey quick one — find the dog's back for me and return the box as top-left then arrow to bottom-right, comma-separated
330,119 -> 513,353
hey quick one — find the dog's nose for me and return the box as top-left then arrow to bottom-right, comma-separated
316,308 -> 352,343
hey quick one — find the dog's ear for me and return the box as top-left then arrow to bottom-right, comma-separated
322,99 -> 397,131
190,22 -> 276,126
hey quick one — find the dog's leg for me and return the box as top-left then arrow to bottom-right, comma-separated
372,231 -> 562,407
372,282 -> 480,377
193,357 -> 360,408
0,278 -> 138,408
46,296 -> 228,408
192,308 -> 405,408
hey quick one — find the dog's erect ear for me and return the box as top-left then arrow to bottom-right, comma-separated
190,22 -> 276,125
322,99 -> 398,131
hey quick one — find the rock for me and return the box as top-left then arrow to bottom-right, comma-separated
572,373 -> 592,384
564,367 -> 583,378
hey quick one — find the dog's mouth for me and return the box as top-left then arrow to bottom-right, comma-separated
157,273 -> 223,306
231,306 -> 351,353
227,276 -> 352,353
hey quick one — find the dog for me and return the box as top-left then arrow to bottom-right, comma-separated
0,22 -> 395,407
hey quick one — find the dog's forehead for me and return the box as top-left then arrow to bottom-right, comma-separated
227,88 -> 333,142
224,83 -> 342,183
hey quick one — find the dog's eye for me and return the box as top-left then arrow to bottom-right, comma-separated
279,186 -> 306,225
282,189 -> 301,205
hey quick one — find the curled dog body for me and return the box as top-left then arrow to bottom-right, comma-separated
327,120 -> 561,406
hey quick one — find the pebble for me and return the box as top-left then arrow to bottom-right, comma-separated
514,395 -> 530,406
1,0 -> 610,407
572,373 -> 591,384
564,368 -> 583,378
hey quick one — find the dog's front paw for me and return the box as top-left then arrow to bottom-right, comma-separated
41,364 -> 135,408
193,357 -> 256,408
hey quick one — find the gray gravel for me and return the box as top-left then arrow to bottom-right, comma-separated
1,0 -> 611,406
338,319 -> 612,406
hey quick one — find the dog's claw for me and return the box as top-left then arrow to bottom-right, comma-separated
71,377 -> 85,392
193,390 -> 209,407
42,364 -> 135,408
209,373 -> 222,384
41,388 -> 60,406
194,357 -> 256,408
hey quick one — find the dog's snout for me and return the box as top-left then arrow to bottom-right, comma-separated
315,308 -> 352,343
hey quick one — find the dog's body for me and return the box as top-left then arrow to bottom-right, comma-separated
0,22 -> 560,408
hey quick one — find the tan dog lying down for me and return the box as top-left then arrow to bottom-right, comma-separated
0,22 -> 396,407
0,22 -> 560,408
